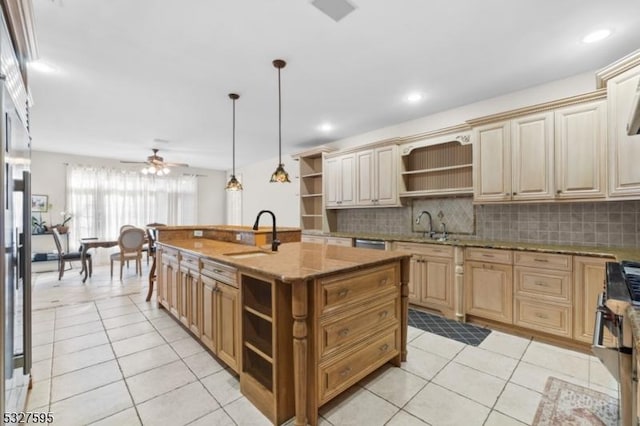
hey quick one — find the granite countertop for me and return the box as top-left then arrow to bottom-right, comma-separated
319,231 -> 640,262
154,225 -> 301,234
157,239 -> 409,283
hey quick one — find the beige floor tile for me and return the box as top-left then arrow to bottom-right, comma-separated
51,343 -> 115,376
157,324 -> 191,342
183,351 -> 226,378
404,383 -> 490,426
224,396 -> 272,426
170,336 -> 205,358
510,361 -> 589,393
102,312 -> 148,330
51,360 -> 122,402
54,330 -> 109,356
55,303 -> 97,319
478,331 -> 530,359
409,331 -> 465,360
106,321 -> 156,342
386,410 -> 429,426
31,358 -> 52,381
32,318 -> 55,333
118,343 -> 180,377
54,320 -> 103,341
98,304 -> 141,319
433,361 -> 506,407
201,368 -> 242,406
588,381 -> 619,398
188,408 -> 236,426
111,331 -> 165,358
95,296 -> 136,310
362,364 -> 427,407
140,307 -> 169,319
137,381 -> 220,425
589,357 -> 617,390
32,330 -> 55,346
32,310 -> 55,323
320,386 -> 399,426
454,346 -> 518,380
32,343 -> 53,363
90,407 -> 141,426
407,325 -> 425,343
494,383 -> 542,424
149,315 -> 180,330
55,311 -> 102,329
401,346 -> 450,380
484,410 -> 527,426
48,381 -> 133,426
125,360 -> 196,404
25,379 -> 50,411
521,341 -> 590,381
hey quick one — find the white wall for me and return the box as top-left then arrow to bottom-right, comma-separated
31,151 -> 227,225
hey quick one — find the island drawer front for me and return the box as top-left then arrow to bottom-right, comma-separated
302,235 -> 325,244
465,248 -> 512,264
181,253 -> 200,270
514,266 -> 572,302
160,246 -> 180,262
318,328 -> 399,404
325,237 -> 353,247
319,297 -> 399,360
513,252 -> 572,271
393,242 -> 453,258
201,259 -> 237,287
514,298 -> 571,338
318,264 -> 399,315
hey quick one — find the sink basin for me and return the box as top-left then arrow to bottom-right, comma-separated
223,251 -> 271,259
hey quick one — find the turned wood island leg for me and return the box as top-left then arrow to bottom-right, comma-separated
454,246 -> 465,322
400,256 -> 410,362
291,280 -> 309,426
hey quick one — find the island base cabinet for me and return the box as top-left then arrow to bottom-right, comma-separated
464,260 -> 513,324
201,278 -> 217,353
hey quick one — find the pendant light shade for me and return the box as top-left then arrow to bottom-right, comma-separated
225,93 -> 243,191
270,59 -> 291,183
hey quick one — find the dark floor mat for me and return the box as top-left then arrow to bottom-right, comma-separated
408,308 -> 491,346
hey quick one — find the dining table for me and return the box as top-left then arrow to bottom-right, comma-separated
79,237 -> 118,283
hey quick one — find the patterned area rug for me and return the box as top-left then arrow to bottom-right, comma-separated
533,377 -> 618,426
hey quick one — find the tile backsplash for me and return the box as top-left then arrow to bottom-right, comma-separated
336,198 -> 640,248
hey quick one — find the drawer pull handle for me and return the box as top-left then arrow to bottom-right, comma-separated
481,254 -> 494,258
534,312 -> 549,319
534,281 -> 548,287
379,344 -> 389,353
213,269 -> 224,274
338,328 -> 350,337
379,278 -> 388,286
533,258 -> 549,263
379,311 -> 388,319
338,288 -> 349,298
339,367 -> 352,377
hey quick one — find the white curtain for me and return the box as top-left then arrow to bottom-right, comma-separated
66,165 -> 198,241
226,172 -> 243,225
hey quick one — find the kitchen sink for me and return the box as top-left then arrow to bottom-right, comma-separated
223,251 -> 271,259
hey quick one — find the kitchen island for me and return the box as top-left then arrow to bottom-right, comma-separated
155,239 -> 410,426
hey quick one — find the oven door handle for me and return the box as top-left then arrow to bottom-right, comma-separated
592,292 -> 606,348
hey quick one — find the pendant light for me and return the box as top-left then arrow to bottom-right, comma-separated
269,59 -> 291,183
225,93 -> 243,191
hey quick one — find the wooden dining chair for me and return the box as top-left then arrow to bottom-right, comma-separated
145,223 -> 166,301
110,227 -> 145,280
52,228 -> 92,280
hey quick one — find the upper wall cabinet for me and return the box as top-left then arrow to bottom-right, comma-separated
325,153 -> 356,208
356,145 -> 399,206
398,126 -> 473,198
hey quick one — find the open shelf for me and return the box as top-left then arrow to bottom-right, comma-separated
297,150 -> 329,232
244,341 -> 273,363
243,275 -> 273,318
244,349 -> 274,392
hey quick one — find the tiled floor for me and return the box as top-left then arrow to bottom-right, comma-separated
408,309 -> 491,346
24,263 -> 619,425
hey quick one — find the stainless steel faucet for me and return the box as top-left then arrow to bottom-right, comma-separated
415,211 -> 434,238
252,210 -> 281,251
439,223 -> 448,241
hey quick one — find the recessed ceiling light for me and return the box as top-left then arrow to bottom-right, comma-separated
28,60 -> 58,74
406,92 -> 423,103
582,29 -> 612,44
319,122 -> 333,132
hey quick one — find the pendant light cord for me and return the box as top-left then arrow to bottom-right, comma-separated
278,66 -> 282,165
232,96 -> 236,176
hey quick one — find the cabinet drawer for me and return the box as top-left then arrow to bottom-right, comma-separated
393,242 -> 453,258
318,264 -> 399,316
326,237 -> 352,247
514,298 -> 571,338
465,248 -> 512,264
514,266 -> 572,302
181,253 -> 200,270
302,235 -> 325,244
319,329 -> 398,404
160,246 -> 180,261
201,259 -> 237,287
514,252 -> 571,271
319,298 -> 398,360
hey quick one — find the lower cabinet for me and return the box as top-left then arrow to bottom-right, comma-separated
158,246 -> 180,316
179,253 -> 201,336
574,256 -> 613,345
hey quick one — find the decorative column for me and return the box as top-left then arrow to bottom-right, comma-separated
454,246 -> 465,322
291,280 -> 308,426
400,257 -> 410,362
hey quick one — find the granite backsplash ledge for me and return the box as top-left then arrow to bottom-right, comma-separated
335,198 -> 640,249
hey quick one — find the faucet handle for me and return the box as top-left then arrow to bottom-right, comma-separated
272,239 -> 281,251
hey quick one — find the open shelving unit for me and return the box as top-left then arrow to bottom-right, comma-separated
294,147 -> 335,233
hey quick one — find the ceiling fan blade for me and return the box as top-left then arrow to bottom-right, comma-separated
120,160 -> 149,164
164,162 -> 189,167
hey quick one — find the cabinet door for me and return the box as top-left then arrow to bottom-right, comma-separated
574,256 -> 613,345
421,257 -> 453,309
188,272 -> 201,337
374,145 -> 398,206
356,149 -> 375,205
324,157 -> 339,207
555,101 -> 607,199
473,121 -> 511,202
339,154 -> 356,206
178,267 -> 190,327
511,112 -> 554,200
407,256 -> 421,302
608,66 -> 640,196
157,249 -> 168,308
465,261 -> 513,323
201,275 -> 217,352
217,283 -> 240,372
163,256 -> 179,317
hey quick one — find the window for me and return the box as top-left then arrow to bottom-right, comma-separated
226,172 -> 242,225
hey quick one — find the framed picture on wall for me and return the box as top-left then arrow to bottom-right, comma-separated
31,194 -> 48,212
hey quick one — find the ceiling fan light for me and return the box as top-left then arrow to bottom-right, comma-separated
141,167 -> 149,175
270,163 -> 291,183
226,174 -> 243,191
163,167 -> 170,174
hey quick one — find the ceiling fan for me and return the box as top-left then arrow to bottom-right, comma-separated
121,148 -> 189,175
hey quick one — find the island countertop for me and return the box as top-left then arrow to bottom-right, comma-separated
156,239 -> 410,282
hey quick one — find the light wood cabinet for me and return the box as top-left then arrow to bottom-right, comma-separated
356,145 -> 399,206
301,235 -> 352,247
555,100 -> 607,199
296,148 -> 334,232
179,253 -> 201,335
473,121 -> 511,202
465,248 -> 513,324
158,247 -> 180,316
215,280 -> 239,370
574,256 -> 613,345
201,275 -> 217,353
607,65 -> 640,197
325,153 -> 356,208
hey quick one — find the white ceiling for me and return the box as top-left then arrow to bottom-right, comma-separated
28,0 -> 640,170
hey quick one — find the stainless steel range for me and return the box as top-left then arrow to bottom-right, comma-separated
593,261 -> 640,426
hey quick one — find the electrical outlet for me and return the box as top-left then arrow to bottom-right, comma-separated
193,230 -> 203,237
235,234 -> 242,241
